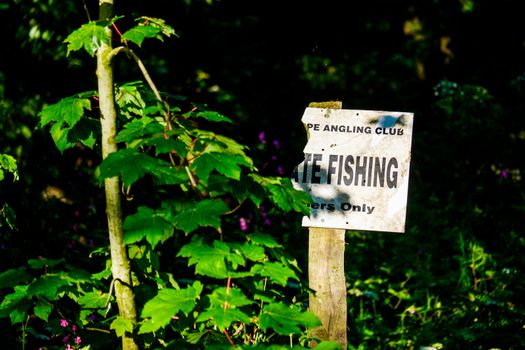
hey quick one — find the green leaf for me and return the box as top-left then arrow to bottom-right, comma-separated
189,111 -> 233,123
251,262 -> 299,287
98,148 -> 176,186
259,302 -> 321,335
34,300 -> 53,322
78,291 -> 109,309
178,239 -> 229,278
229,177 -> 266,206
50,122 -> 76,152
66,117 -> 99,149
139,283 -> 201,333
116,81 -> 147,119
251,175 -> 311,214
240,243 -> 266,262
39,96 -> 94,152
196,307 -> 251,331
9,301 -> 30,324
63,21 -> 111,56
0,203 -> 16,229
315,341 -> 344,350
110,316 -> 134,337
191,152 -> 246,182
197,285 -> 254,331
27,258 -> 65,269
0,285 -> 29,324
178,238 -> 247,279
171,199 -> 229,234
115,117 -> 164,144
189,132 -> 253,183
27,274 -> 70,300
0,268 -> 29,289
136,16 -> 177,38
121,25 -> 161,47
123,206 -> 174,248
144,133 -> 179,155
0,154 -> 18,182
206,287 -> 253,309
39,96 -> 91,128
248,233 -> 283,249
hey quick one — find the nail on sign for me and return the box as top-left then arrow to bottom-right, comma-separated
292,108 -> 414,233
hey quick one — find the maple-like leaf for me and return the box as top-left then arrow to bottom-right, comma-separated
196,307 -> 251,331
39,96 -> 91,128
251,262 -> 299,287
115,117 -> 164,144
78,291 -> 110,310
98,148 -> 181,186
110,317 -> 134,337
123,206 -> 174,248
177,238 -> 247,279
259,302 -> 321,335
171,199 -> 229,234
33,299 -> 53,322
121,25 -> 161,47
63,21 -> 111,56
139,282 -> 202,334
26,274 -> 70,300
251,174 -> 311,214
191,152 -> 247,182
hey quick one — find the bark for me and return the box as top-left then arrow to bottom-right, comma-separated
97,1 -> 138,349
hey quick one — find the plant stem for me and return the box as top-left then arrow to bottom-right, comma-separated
97,1 -> 138,349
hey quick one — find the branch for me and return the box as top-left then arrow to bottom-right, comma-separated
110,46 -> 172,130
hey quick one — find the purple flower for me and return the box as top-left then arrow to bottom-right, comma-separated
258,131 -> 266,144
272,139 -> 281,150
60,319 -> 69,328
501,169 -> 508,179
259,206 -> 271,226
276,166 -> 285,176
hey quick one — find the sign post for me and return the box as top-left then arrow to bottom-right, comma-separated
293,101 -> 414,348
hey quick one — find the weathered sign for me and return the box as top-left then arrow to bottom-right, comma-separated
292,107 -> 414,233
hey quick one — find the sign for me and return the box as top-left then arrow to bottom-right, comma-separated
292,108 -> 414,233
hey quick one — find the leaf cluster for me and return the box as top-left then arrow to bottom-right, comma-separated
10,14 -> 323,350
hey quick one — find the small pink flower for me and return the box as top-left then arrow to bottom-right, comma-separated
239,217 -> 248,231
66,344 -> 73,350
72,325 -> 78,332
75,336 -> 82,344
60,319 -> 69,328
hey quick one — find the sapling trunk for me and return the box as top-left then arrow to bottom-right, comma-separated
97,1 -> 138,349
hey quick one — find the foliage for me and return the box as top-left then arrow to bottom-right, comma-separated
0,11 -> 326,350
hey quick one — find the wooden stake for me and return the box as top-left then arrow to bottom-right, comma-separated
307,101 -> 347,349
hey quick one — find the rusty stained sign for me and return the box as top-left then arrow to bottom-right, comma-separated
292,108 -> 414,233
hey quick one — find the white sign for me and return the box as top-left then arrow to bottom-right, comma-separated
292,108 -> 414,233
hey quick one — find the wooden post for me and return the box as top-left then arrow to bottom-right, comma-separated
307,101 -> 347,348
